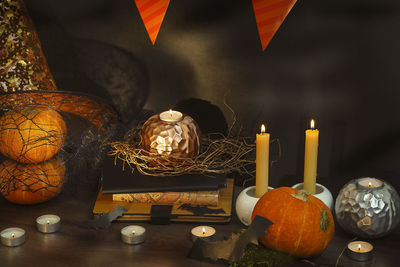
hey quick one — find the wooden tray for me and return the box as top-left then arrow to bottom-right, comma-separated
93,179 -> 234,223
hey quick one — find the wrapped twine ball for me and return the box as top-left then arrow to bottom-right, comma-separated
335,177 -> 400,239
140,110 -> 201,164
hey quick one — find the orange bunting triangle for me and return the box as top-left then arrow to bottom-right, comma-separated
134,0 -> 170,45
252,0 -> 297,51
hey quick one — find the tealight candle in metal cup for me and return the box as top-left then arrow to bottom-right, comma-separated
346,241 -> 374,261
1,227 -> 25,247
159,109 -> 183,123
357,177 -> 383,189
191,226 -> 216,242
36,214 -> 61,233
121,225 -> 146,245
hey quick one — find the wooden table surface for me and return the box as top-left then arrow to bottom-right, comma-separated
0,174 -> 399,267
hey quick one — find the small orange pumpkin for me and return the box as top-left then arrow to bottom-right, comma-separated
251,187 -> 334,258
0,158 -> 66,204
0,107 -> 67,163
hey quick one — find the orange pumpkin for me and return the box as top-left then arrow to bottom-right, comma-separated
0,158 -> 66,204
0,107 -> 67,163
251,187 -> 334,258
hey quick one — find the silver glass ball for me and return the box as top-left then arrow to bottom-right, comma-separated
335,177 -> 400,239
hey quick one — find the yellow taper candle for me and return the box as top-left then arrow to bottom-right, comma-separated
303,119 -> 319,194
256,124 -> 270,197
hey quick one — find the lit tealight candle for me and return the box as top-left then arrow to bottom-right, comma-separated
303,119 -> 319,194
191,225 -> 216,242
121,225 -> 146,245
346,241 -> 374,261
36,214 -> 61,233
159,109 -> 183,123
358,177 -> 383,188
1,227 -> 25,247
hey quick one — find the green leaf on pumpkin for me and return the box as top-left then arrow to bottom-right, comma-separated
320,210 -> 330,232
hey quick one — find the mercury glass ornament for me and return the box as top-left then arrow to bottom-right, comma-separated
335,177 -> 400,239
140,110 -> 201,164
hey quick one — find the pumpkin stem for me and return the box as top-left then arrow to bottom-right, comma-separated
291,189 -> 309,202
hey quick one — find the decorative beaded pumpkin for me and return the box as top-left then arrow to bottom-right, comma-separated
0,158 -> 66,205
252,187 -> 334,258
140,111 -> 201,163
0,107 -> 67,163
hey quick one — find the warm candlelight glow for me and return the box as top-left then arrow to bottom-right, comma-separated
261,124 -> 266,134
368,182 -> 372,187
169,109 -> 172,116
310,119 -> 315,129
358,244 -> 361,251
11,233 -> 14,238
132,230 -> 135,235
46,220 -> 50,224
202,227 -> 206,235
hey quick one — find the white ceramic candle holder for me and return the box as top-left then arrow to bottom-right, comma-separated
292,183 -> 333,210
235,186 -> 273,226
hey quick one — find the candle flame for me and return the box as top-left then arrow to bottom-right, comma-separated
11,233 -> 15,238
358,244 -> 361,251
46,220 -> 50,224
261,124 -> 266,134
202,227 -> 206,235
169,109 -> 173,116
310,119 -> 315,129
368,182 -> 372,187
132,230 -> 136,235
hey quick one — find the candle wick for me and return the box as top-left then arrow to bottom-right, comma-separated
202,227 -> 206,235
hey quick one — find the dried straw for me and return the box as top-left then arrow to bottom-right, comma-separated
108,93 -> 282,176
108,125 -> 256,176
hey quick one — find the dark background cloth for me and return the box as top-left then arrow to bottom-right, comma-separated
24,0 -> 400,197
